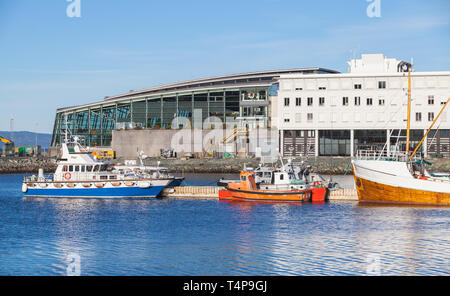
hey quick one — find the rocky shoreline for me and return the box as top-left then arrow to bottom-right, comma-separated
0,157 -> 58,174
144,156 -> 450,174
2,156 -> 450,175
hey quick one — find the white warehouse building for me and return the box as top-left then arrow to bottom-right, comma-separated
273,53 -> 450,157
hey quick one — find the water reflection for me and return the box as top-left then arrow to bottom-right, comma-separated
2,174 -> 450,275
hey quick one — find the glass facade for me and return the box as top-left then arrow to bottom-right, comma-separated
354,130 -> 387,151
319,130 -> 351,156
51,88 -> 269,147
389,129 -> 424,152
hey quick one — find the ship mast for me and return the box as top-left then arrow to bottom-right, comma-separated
64,113 -> 68,144
406,69 -> 412,157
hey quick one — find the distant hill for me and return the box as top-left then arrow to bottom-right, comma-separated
0,131 -> 52,149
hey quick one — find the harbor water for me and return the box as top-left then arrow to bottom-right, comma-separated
0,173 -> 449,275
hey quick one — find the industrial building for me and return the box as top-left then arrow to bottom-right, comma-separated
51,54 -> 450,158
276,54 -> 450,157
51,67 -> 337,148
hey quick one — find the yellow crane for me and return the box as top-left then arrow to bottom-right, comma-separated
0,136 -> 15,156
0,136 -> 13,144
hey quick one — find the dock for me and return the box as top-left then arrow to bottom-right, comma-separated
161,186 -> 358,201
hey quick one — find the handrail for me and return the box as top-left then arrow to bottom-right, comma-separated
355,149 -> 421,162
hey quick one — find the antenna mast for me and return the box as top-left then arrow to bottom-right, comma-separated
406,66 -> 412,157
10,115 -> 14,142
64,114 -> 68,144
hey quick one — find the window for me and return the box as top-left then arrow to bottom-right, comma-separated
295,97 -> 301,106
209,94 -> 223,102
284,97 -> 290,106
342,97 -> 349,106
367,98 -> 373,106
318,87 -> 326,90
428,96 -> 434,105
319,130 -> 351,156
379,99 -> 385,106
355,97 -> 361,106
295,113 -> 301,123
307,97 -> 313,106
295,87 -> 303,91
75,166 -> 80,172
428,112 -> 434,121
86,165 -> 93,172
81,166 -> 85,172
69,165 -> 73,172
319,97 -> 325,106
307,113 -> 313,122
284,118 -> 290,123
354,84 -> 362,89
416,112 -> 422,122
280,174 -> 284,180
63,165 -> 67,172
378,81 -> 386,89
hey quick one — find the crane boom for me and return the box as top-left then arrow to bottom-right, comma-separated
0,136 -> 13,144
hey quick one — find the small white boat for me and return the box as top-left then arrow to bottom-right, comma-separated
112,152 -> 184,187
22,120 -> 175,199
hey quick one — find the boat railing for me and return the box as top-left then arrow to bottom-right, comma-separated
355,149 -> 422,162
24,174 -> 53,183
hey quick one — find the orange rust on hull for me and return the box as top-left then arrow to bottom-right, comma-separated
352,165 -> 450,206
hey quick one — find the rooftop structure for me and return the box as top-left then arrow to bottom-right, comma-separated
347,53 -> 412,74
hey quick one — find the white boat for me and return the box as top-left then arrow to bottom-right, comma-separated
218,158 -> 335,189
112,153 -> 184,187
22,135 -> 174,199
351,69 -> 450,205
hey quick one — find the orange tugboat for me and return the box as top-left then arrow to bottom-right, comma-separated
219,158 -> 331,202
222,170 -> 330,202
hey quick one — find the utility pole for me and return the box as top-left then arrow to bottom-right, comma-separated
10,116 -> 14,142
35,122 -> 39,147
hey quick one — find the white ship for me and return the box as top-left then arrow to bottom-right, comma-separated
22,135 -> 175,199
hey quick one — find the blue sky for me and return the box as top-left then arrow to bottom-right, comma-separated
0,0 -> 449,133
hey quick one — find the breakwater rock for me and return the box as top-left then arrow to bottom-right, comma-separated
0,157 -> 57,174
142,156 -> 450,175
142,157 -> 353,174
2,156 -> 450,175
142,158 -> 262,174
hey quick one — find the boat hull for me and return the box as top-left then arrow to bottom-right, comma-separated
311,187 -> 329,202
24,185 -> 166,199
218,189 -> 233,200
352,162 -> 450,205
226,187 -> 311,202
